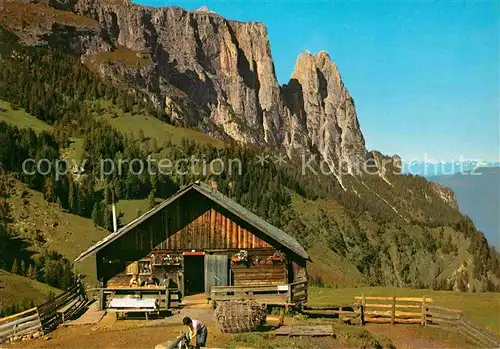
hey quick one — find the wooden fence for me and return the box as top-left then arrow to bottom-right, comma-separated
0,307 -> 42,342
425,304 -> 500,348
354,295 -> 500,348
302,305 -> 362,325
0,279 -> 87,343
211,279 -> 308,306
355,295 -> 431,325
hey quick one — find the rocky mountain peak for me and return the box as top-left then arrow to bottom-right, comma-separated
285,50 -> 366,175
194,6 -> 217,14
2,0 -> 369,184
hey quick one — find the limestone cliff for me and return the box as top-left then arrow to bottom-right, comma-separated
283,51 -> 366,174
3,0 -> 369,176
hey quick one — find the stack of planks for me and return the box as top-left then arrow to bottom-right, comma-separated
233,264 -> 286,287
275,325 -> 334,336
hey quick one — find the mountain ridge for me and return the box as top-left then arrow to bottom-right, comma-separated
4,0 -> 371,183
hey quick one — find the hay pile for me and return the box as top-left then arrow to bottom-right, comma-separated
215,300 -> 267,333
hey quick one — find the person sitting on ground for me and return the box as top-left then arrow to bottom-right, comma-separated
182,316 -> 207,349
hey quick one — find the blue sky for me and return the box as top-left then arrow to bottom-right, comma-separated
135,0 -> 499,163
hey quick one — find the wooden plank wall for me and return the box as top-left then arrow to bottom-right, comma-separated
233,263 -> 287,286
157,208 -> 271,250
99,191 -> 272,261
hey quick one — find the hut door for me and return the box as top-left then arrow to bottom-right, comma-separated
205,254 -> 228,296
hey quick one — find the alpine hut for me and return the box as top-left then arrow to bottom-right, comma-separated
75,181 -> 308,311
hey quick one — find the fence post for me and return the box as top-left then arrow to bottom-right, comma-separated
98,289 -> 104,311
167,289 -> 172,310
361,293 -> 366,326
421,297 -> 426,326
36,307 -> 45,335
391,296 -> 396,325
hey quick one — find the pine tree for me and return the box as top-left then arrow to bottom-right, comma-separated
103,205 -> 114,232
147,191 -> 156,210
151,138 -> 158,153
138,128 -> 145,142
11,259 -> 19,275
60,263 -> 74,290
91,201 -> 104,227
20,260 -> 26,276
68,178 -> 77,213
26,264 -> 35,279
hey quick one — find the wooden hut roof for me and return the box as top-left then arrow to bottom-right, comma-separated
74,182 -> 309,262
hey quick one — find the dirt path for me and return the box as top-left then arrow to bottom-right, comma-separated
9,307 -> 228,349
366,324 -> 476,349
7,307 -> 479,349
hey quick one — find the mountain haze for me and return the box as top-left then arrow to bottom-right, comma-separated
430,167 -> 500,248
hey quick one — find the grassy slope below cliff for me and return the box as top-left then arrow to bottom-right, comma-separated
0,100 -> 53,132
6,178 -> 108,284
0,269 -> 62,311
289,191 -> 485,290
96,100 -> 224,147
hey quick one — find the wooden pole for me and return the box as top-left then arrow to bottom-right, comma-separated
221,214 -> 226,249
391,296 -> 396,325
361,293 -> 366,326
99,288 -> 104,311
243,229 -> 248,249
421,297 -> 426,326
210,209 -> 216,248
232,222 -> 237,248
279,307 -> 285,326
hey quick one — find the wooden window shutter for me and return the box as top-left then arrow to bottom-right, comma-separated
126,261 -> 139,275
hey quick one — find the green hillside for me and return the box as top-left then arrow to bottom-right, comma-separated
6,179 -> 108,284
0,269 -> 61,315
97,103 -> 224,147
0,100 -> 52,132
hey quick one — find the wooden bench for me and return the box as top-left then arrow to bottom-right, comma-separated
107,298 -> 159,320
57,297 -> 85,323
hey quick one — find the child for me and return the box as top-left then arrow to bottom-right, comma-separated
182,317 -> 207,349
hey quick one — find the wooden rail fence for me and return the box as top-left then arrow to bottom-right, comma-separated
0,307 -> 42,342
354,295 -> 500,348
425,304 -> 500,348
302,305 -> 362,325
0,279 -> 87,343
211,279 -> 308,306
355,295 -> 431,325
